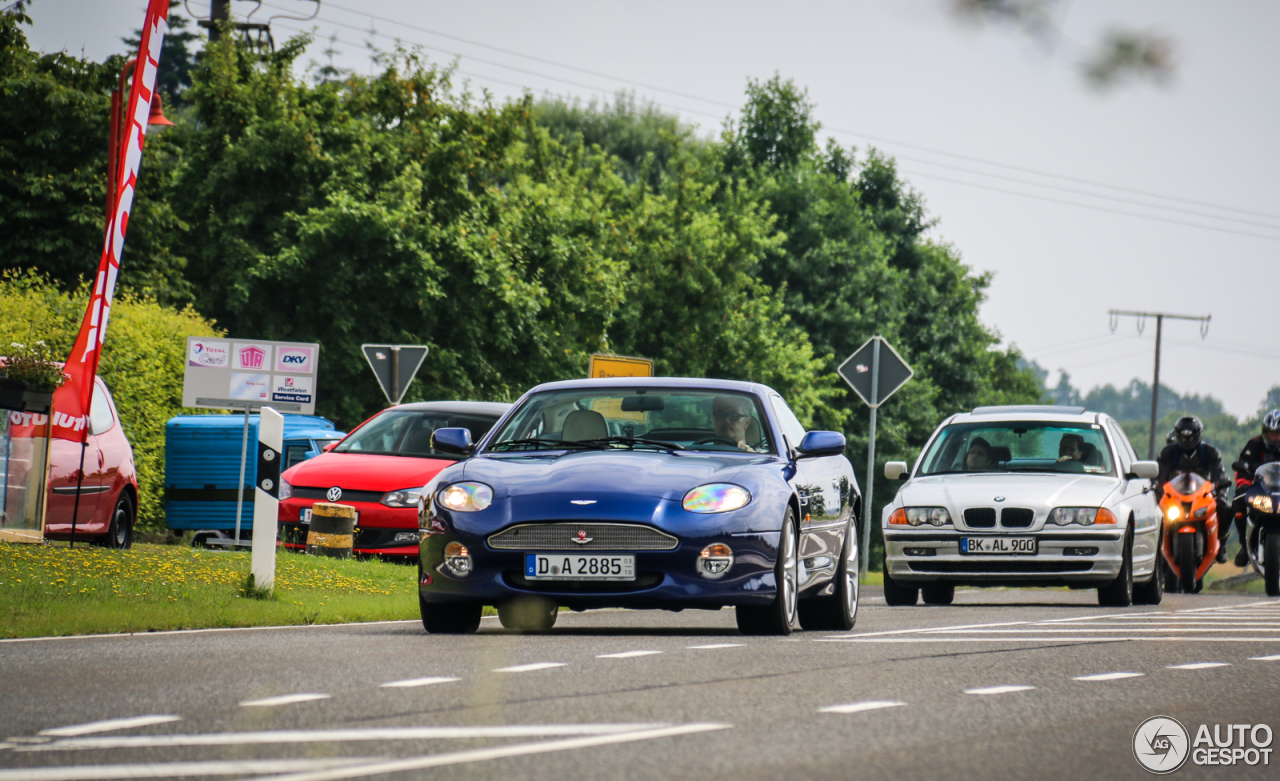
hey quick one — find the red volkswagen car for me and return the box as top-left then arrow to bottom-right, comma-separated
278,401 -> 510,558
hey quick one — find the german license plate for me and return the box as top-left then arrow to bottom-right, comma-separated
300,508 -> 358,524
961,537 -> 1037,554
525,554 -> 635,581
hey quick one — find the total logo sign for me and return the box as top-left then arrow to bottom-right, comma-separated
276,346 -> 315,374
272,375 -> 313,404
188,340 -> 230,368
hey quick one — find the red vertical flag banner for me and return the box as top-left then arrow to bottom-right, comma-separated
51,0 -> 170,442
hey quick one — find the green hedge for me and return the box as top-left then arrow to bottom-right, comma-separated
0,271 -> 222,531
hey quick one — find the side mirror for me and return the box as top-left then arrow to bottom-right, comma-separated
431,427 -> 473,455
884,461 -> 909,481
796,430 -> 845,459
322,441 -> 339,453
1128,461 -> 1159,480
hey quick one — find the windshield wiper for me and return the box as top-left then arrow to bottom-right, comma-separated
488,438 -> 594,452
575,436 -> 685,451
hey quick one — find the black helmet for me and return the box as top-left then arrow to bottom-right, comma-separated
1264,410 -> 1280,454
1173,415 -> 1202,453
1166,428 -> 1177,445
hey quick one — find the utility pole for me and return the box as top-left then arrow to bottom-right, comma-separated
1108,310 -> 1211,459
208,0 -> 231,40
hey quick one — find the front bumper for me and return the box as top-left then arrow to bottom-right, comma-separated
883,529 -> 1125,586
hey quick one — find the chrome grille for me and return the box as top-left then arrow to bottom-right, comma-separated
964,508 -> 996,528
488,523 -> 678,551
1001,508 -> 1035,528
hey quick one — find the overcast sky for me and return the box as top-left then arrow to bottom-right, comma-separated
26,0 -> 1280,419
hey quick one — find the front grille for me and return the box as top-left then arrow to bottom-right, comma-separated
1001,508 -> 1035,528
488,523 -> 678,551
294,487 -> 385,504
964,508 -> 996,528
503,571 -> 664,592
909,561 -> 1093,573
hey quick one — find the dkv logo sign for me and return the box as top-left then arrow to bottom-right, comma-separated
275,346 -> 314,373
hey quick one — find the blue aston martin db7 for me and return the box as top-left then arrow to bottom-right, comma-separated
417,377 -> 861,635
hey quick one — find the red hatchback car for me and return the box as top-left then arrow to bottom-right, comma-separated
278,401 -> 510,558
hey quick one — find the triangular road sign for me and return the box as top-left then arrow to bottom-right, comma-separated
362,344 -> 429,405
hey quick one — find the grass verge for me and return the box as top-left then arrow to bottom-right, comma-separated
0,542 -> 421,639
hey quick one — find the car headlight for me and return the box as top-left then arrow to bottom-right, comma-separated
279,478 -> 292,501
904,507 -> 951,526
682,484 -> 752,513
1251,495 -> 1275,514
438,482 -> 494,512
381,487 -> 426,508
1049,507 -> 1099,525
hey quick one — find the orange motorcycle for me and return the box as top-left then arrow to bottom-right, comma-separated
1159,471 -> 1220,593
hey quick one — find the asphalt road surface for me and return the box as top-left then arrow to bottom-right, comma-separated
3,588 -> 1280,781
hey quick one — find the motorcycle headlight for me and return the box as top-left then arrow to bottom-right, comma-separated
438,482 -> 494,512
683,484 -> 751,513
1049,507 -> 1099,526
904,507 -> 951,526
381,487 -> 425,508
279,478 -> 292,501
1251,495 -> 1275,514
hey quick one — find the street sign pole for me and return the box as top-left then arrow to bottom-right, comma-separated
861,339 -> 880,582
232,405 -> 250,548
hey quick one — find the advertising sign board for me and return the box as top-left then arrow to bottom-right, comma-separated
183,337 -> 320,416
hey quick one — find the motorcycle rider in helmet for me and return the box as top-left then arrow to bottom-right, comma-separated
1156,416 -> 1232,564
1231,410 -> 1280,566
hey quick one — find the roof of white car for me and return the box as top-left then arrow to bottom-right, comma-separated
949,405 -> 1101,424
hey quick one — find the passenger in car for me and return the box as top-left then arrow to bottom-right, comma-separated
964,438 -> 994,470
712,396 -> 754,451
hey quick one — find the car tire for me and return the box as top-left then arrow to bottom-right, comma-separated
921,583 -> 954,606
737,510 -> 799,636
497,597 -> 559,632
882,558 -> 919,607
1132,549 -> 1164,606
1265,531 -> 1280,597
1098,530 -> 1134,607
797,518 -> 859,631
97,493 -> 134,550
419,593 -> 482,634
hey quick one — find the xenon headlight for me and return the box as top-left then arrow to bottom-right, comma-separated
904,507 -> 951,526
683,484 -> 751,513
1049,507 -> 1099,526
381,487 -> 425,508
438,482 -> 494,512
1251,495 -> 1275,514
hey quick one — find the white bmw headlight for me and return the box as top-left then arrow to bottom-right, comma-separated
439,482 -> 494,512
682,484 -> 752,513
1049,507 -> 1099,526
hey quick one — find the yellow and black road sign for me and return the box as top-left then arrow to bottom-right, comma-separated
587,354 -> 653,379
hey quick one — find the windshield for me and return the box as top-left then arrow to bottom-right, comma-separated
918,421 -> 1114,476
485,388 -> 774,454
335,410 -> 501,459
1169,471 -> 1208,495
1257,463 -> 1280,493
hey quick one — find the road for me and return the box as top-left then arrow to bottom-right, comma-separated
2,588 -> 1280,780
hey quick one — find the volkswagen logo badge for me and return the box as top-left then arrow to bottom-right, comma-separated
327,486 -> 342,502
572,530 -> 593,544
994,496 -> 1005,502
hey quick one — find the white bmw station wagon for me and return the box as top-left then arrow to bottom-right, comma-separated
880,405 -> 1163,607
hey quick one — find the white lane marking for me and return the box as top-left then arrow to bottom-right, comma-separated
239,694 -> 330,707
0,620 -> 419,644
596,651 -> 662,659
238,724 -> 733,781
929,628 -> 1280,634
493,663 -> 566,673
964,685 -> 1035,695
819,701 -> 906,714
1167,662 -> 1231,670
686,643 -> 744,650
39,716 -> 181,737
22,725 -> 667,752
819,637 -> 1280,643
1250,655 -> 1280,661
379,677 -> 460,689
1073,672 -> 1145,682
0,758 -> 377,780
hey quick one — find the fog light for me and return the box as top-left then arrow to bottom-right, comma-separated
443,541 -> 472,576
697,543 -> 733,579
903,547 -> 936,557
1063,547 -> 1099,556
394,531 -> 420,543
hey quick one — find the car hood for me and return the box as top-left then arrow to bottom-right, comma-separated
284,452 -> 457,490
461,450 -> 764,502
901,472 -> 1120,510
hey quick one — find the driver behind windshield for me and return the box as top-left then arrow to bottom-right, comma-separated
712,395 -> 754,452
1057,433 -> 1085,464
964,438 -> 994,471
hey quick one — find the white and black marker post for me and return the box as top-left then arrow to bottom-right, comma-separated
251,407 -> 284,591
837,336 -> 913,583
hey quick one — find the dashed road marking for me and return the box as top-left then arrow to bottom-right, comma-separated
239,694 -> 330,707
964,685 -> 1035,695
493,663 -> 566,673
819,701 -> 906,714
1250,654 -> 1280,661
1073,672 -> 1144,682
686,643 -> 744,650
596,651 -> 662,659
379,677 -> 460,688
1166,662 -> 1230,670
39,716 -> 181,737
